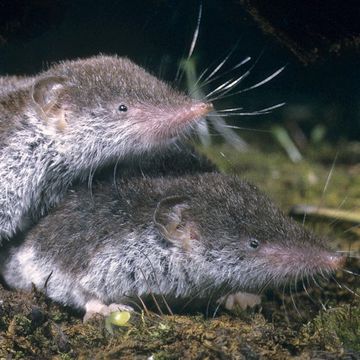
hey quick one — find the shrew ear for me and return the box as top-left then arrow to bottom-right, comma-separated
31,76 -> 68,131
154,195 -> 200,250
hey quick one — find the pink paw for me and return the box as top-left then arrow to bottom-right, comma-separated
83,299 -> 134,322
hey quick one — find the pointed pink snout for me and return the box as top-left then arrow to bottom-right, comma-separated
172,101 -> 213,126
190,102 -> 214,118
326,254 -> 346,270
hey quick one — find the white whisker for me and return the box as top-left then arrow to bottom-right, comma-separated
208,66 -> 285,102
308,274 -> 327,310
212,124 -> 271,133
188,2 -> 202,59
200,44 -> 246,86
342,269 -> 359,276
281,284 -> 291,325
175,2 -> 202,84
199,56 -> 252,92
321,152 -> 338,200
202,51 -> 234,84
343,223 -> 360,234
239,66 -> 286,92
302,279 -> 316,305
205,77 -> 238,99
205,70 -> 251,99
331,275 -> 360,297
217,107 -> 244,112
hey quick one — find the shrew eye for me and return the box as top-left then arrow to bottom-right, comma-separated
249,239 -> 259,249
118,104 -> 128,112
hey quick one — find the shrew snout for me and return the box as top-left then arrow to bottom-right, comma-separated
174,101 -> 213,125
190,102 -> 214,117
325,254 -> 347,270
257,243 -> 346,279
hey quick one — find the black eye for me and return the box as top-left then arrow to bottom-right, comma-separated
249,239 -> 259,249
118,104 -> 128,112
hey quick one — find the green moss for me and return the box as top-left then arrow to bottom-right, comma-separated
200,144 -> 360,211
153,351 -> 179,360
302,303 -> 360,353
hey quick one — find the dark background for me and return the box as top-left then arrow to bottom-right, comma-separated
0,0 -> 359,141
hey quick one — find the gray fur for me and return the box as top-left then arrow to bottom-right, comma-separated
0,55 -> 211,242
1,173 -> 343,311
0,76 -> 34,95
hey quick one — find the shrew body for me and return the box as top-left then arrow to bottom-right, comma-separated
1,173 -> 345,318
0,55 -> 212,242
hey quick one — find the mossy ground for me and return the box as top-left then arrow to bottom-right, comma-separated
0,142 -> 359,359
